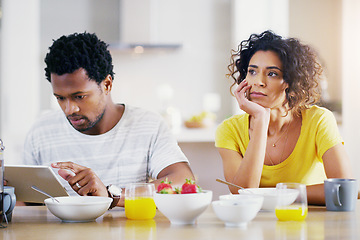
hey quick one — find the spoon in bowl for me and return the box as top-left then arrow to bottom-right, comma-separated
216,179 -> 253,193
31,185 -> 60,203
216,179 -> 246,189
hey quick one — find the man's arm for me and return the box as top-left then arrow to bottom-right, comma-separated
52,161 -> 194,208
153,162 -> 195,187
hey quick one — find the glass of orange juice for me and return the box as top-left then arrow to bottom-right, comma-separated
275,183 -> 308,221
125,183 -> 156,220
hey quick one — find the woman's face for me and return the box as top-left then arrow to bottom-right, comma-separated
245,50 -> 288,109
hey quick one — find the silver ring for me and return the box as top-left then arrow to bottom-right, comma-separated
75,182 -> 81,188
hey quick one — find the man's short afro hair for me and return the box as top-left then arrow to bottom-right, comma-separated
44,32 -> 114,84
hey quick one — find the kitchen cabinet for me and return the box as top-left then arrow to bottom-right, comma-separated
41,0 -> 182,52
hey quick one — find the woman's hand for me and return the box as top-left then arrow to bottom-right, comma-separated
234,81 -> 269,117
51,162 -> 108,197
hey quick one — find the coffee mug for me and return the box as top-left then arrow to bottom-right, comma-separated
324,179 -> 357,211
2,186 -> 16,222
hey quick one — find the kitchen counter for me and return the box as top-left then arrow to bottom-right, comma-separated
174,126 -> 216,143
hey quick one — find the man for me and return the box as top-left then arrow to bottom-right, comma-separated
23,32 -> 194,208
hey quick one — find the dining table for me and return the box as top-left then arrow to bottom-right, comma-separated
1,201 -> 359,240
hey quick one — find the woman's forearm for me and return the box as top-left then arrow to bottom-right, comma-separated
306,184 -> 325,205
231,116 -> 269,189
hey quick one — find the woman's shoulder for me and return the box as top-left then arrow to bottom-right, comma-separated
302,105 -> 336,124
220,113 -> 249,125
216,113 -> 248,134
302,105 -> 333,117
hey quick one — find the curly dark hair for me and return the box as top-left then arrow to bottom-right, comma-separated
44,32 -> 114,84
228,30 -> 322,115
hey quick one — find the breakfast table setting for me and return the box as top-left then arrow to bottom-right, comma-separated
2,177 -> 360,240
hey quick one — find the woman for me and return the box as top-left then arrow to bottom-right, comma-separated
215,30 -> 352,205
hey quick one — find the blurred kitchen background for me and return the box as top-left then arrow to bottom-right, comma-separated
0,0 -> 359,198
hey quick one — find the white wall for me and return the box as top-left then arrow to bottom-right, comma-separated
342,0 -> 360,185
289,0 -> 342,103
0,0 -> 41,164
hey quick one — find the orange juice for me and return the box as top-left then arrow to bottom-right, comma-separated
275,206 -> 308,221
125,197 -> 156,220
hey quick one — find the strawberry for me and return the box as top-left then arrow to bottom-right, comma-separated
181,179 -> 202,194
157,178 -> 175,194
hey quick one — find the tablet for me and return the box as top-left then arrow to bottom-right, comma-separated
4,165 -> 69,203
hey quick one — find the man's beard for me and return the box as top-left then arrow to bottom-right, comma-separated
68,109 -> 106,133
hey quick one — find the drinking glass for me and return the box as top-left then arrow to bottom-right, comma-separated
125,183 -> 156,220
275,183 -> 308,221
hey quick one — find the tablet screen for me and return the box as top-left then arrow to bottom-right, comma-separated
4,165 -> 69,203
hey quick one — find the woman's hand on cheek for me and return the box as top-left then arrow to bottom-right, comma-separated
234,80 -> 267,117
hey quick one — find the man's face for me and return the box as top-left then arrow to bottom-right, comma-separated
51,68 -> 107,134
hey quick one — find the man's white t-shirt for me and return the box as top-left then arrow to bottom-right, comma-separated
23,105 -> 189,195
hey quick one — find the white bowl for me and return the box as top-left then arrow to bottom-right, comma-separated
44,196 -> 112,222
238,188 -> 298,211
219,194 -> 258,201
154,190 -> 212,225
212,195 -> 264,228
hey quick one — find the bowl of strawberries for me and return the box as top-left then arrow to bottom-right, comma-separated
154,179 -> 212,225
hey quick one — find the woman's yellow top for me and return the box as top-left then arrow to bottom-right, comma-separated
215,105 -> 343,186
